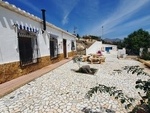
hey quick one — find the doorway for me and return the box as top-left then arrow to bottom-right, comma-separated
63,39 -> 67,58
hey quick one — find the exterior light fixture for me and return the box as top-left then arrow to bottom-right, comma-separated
12,23 -> 18,27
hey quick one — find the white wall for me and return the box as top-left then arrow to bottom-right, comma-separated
100,44 -> 117,55
85,42 -> 117,56
0,6 -> 43,64
117,48 -> 127,58
0,3 -> 76,64
86,41 -> 102,55
101,44 -> 117,51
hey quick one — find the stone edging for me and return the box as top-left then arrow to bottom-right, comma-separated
138,58 -> 150,68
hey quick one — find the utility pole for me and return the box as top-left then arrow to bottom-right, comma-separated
73,26 -> 77,36
101,26 -> 103,39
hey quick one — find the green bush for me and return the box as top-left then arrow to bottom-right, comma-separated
141,51 -> 150,60
86,66 -> 150,113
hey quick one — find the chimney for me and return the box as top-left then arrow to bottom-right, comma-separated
41,9 -> 46,33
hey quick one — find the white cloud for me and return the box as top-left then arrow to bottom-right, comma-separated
62,15 -> 68,25
91,0 -> 150,36
52,0 -> 79,25
106,15 -> 150,35
122,15 -> 150,28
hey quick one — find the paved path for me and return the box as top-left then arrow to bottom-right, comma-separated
0,58 -> 72,98
0,54 -> 149,113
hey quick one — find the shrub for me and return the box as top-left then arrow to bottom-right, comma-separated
141,51 -> 150,60
86,66 -> 150,113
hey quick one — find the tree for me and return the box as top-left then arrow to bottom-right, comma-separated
82,35 -> 102,41
76,34 -> 81,40
113,40 -> 125,49
123,29 -> 150,55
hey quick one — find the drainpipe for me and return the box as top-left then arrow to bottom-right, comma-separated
41,9 -> 46,33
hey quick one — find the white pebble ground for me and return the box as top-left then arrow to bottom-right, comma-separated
0,53 -> 149,113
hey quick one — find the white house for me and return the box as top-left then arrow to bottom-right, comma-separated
86,41 -> 102,55
85,41 -> 117,55
0,1 -> 76,84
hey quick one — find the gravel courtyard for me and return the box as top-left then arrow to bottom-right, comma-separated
0,53 -> 149,113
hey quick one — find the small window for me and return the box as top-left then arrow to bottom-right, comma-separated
50,36 -> 58,59
71,41 -> 75,50
18,29 -> 38,66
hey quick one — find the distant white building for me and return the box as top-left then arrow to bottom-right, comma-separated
117,48 -> 127,58
86,41 -> 102,55
101,44 -> 117,53
139,47 -> 150,56
0,1 -> 76,83
86,41 -> 117,55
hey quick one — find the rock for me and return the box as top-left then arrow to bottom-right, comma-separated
78,65 -> 92,74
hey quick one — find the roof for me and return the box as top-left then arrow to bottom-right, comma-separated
0,1 -> 76,38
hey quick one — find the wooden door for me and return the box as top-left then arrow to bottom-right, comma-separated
63,39 -> 67,58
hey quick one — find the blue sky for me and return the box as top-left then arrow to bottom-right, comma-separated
4,0 -> 150,39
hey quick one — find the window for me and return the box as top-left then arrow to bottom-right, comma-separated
18,29 -> 38,66
71,41 -> 75,50
50,35 -> 58,59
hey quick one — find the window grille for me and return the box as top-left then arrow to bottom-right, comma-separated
18,29 -> 38,66
50,37 -> 58,59
71,41 -> 75,50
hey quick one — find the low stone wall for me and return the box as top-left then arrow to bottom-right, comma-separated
68,51 -> 77,57
138,58 -> 150,68
145,61 -> 150,68
0,53 -> 66,84
76,50 -> 86,55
